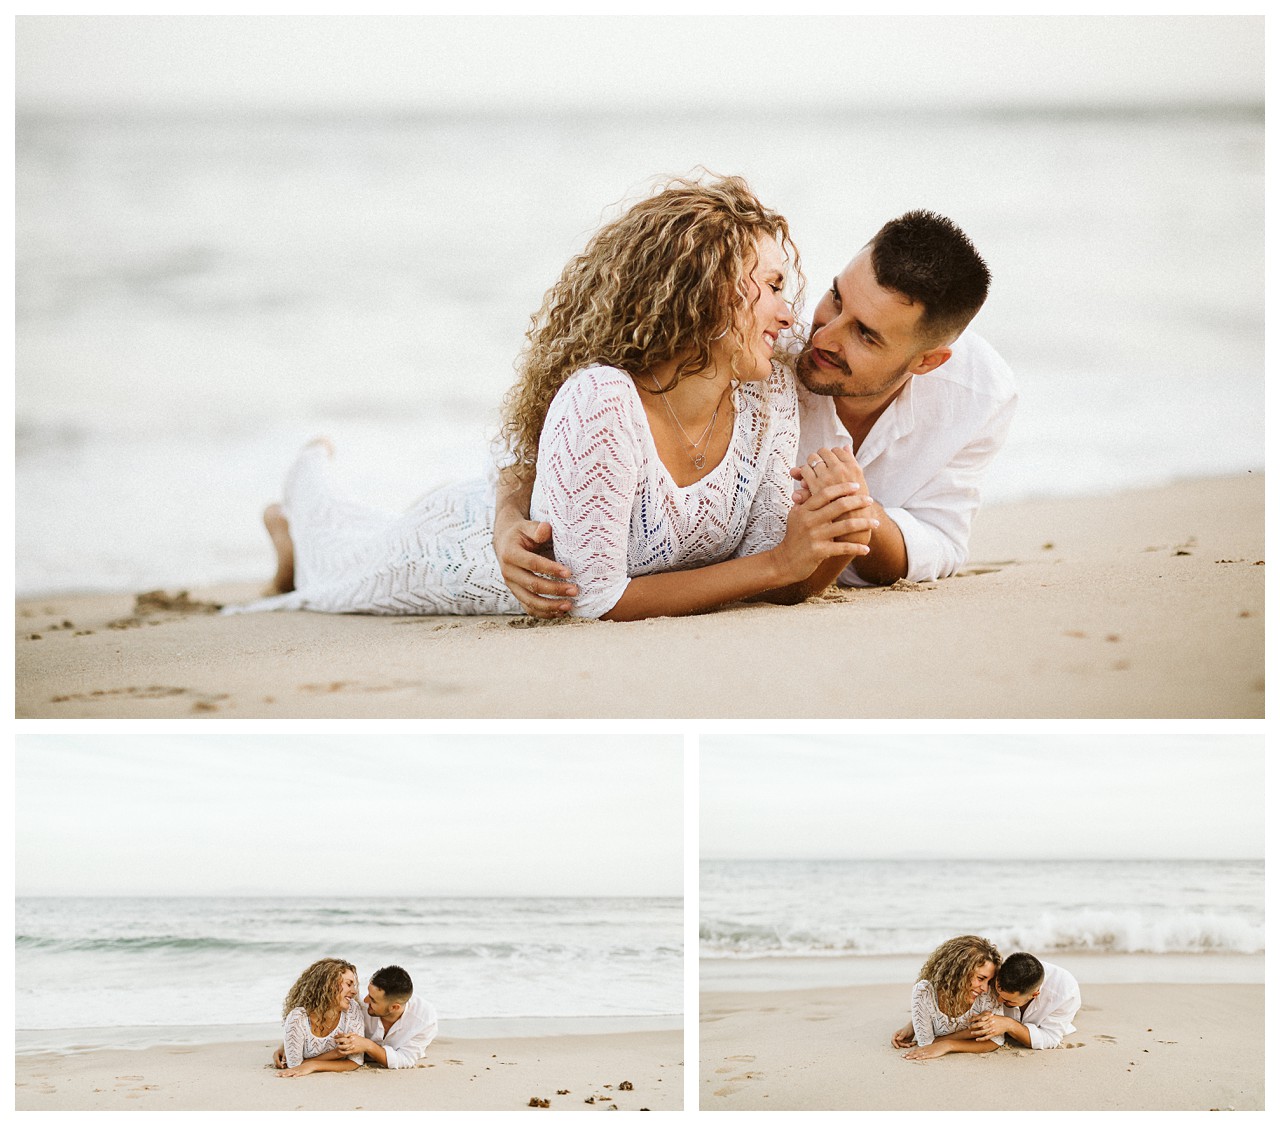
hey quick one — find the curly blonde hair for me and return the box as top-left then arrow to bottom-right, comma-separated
917,935 -> 1001,1018
282,957 -> 356,1020
498,172 -> 802,476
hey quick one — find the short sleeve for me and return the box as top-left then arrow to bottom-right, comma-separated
733,363 -> 800,559
534,367 -> 643,619
282,1008 -> 308,1069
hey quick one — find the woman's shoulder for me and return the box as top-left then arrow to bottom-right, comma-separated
911,979 -> 936,1001
545,365 -> 642,428
283,1006 -> 308,1024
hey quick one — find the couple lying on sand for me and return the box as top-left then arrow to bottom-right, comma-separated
231,173 -> 1015,621
894,936 -> 1082,1060
273,959 -> 437,1078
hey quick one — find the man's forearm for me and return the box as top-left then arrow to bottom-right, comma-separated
851,502 -> 908,584
998,1017 -> 1033,1047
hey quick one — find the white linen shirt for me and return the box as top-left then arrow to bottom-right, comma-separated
361,994 -> 439,1069
1004,961 -> 1081,1049
795,329 -> 1017,585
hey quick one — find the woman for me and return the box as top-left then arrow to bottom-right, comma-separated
276,957 -> 365,1078
900,935 -> 1004,1060
235,174 -> 874,621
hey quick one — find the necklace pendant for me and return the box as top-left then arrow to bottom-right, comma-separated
693,454 -> 706,470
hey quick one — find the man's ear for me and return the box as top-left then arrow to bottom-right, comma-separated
910,346 -> 953,376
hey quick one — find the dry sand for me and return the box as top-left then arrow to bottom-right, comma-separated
15,474 -> 1263,717
15,1029 -> 683,1111
700,982 -> 1262,1111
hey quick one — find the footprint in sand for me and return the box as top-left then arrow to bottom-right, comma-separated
1063,1041 -> 1085,1049
1094,1034 -> 1117,1043
725,1055 -> 756,1063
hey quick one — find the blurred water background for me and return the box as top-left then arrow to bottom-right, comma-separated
17,894 -> 683,1050
16,104 -> 1262,596
700,857 -> 1263,990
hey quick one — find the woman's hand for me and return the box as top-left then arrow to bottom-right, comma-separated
276,1059 -> 317,1078
771,448 -> 878,583
903,1041 -> 950,1060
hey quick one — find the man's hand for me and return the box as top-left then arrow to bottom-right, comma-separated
969,1012 -> 1009,1041
902,1041 -> 950,1060
493,517 -> 578,619
334,1033 -> 373,1056
891,1022 -> 916,1049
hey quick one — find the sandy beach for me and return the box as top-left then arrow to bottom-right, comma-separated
700,982 -> 1262,1111
16,1029 -> 683,1112
15,473 -> 1262,718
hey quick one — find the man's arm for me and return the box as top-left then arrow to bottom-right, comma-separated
491,467 -> 578,618
971,1011 -> 1032,1047
336,1034 -> 387,1066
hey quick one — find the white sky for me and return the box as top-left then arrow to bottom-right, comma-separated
16,734 -> 683,897
701,734 -> 1263,860
15,14 -> 1263,113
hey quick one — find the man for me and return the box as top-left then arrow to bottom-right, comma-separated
891,951 -> 1081,1052
493,210 -> 1016,612
273,964 -> 438,1071
972,952 -> 1081,1050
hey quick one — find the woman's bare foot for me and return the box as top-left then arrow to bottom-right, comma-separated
263,504 -> 296,594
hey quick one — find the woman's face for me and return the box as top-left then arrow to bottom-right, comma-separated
969,959 -> 996,1003
335,969 -> 357,1010
718,234 -> 794,381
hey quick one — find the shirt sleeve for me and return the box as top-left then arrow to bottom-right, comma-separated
733,363 -> 800,559
891,392 -> 1017,583
534,369 -> 640,619
382,1004 -> 439,1069
1025,984 -> 1081,1049
910,981 -> 937,1046
282,1008 -> 308,1069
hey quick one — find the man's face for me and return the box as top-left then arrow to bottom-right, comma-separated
795,249 -> 933,401
995,985 -> 1040,1010
364,983 -> 399,1018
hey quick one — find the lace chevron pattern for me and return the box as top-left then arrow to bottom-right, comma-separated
282,1003 -> 364,1068
910,979 -> 1000,1047
231,362 -> 799,618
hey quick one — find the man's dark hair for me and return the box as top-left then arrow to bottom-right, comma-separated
370,965 -> 414,1003
996,951 -> 1045,995
867,210 -> 990,344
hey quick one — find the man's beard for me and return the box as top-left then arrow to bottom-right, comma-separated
795,344 -> 913,399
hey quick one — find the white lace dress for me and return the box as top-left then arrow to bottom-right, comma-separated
232,362 -> 799,619
282,1003 -> 365,1068
910,980 -> 1003,1047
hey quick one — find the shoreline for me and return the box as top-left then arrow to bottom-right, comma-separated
16,473 -> 1263,718
16,1013 -> 684,1056
16,1028 -> 684,1111
699,950 -> 1264,992
700,981 -> 1262,1111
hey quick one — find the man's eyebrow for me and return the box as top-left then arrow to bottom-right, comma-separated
855,318 -> 886,346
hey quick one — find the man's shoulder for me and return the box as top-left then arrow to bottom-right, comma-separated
935,330 -> 1017,404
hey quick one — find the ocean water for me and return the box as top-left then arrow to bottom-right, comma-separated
700,858 -> 1262,971
16,895 -> 682,1048
16,107 -> 1263,595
